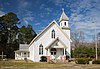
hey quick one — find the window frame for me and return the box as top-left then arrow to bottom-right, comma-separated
64,22 -> 66,26
50,48 -> 56,55
39,44 -> 43,55
51,30 -> 55,39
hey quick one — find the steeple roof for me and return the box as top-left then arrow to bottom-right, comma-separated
59,8 -> 69,22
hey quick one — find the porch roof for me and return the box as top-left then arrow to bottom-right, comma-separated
45,38 -> 67,49
14,50 -> 29,52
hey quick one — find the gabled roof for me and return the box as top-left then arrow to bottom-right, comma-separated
20,44 -> 29,50
29,20 -> 72,46
15,44 -> 29,52
45,38 -> 67,49
59,9 -> 69,22
14,50 -> 29,52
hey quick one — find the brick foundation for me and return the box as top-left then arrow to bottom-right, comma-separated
47,56 -> 50,62
60,56 -> 63,61
47,56 -> 69,63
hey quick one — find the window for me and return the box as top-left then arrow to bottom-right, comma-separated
24,52 -> 26,55
64,22 -> 66,26
39,44 -> 43,55
50,48 -> 56,55
51,30 -> 55,38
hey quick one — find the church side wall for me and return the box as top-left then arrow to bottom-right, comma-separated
29,43 -> 34,61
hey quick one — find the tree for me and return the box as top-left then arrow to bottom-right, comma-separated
0,19 -> 7,42
19,25 -> 37,44
0,12 -> 20,58
0,20 -> 8,52
0,12 -> 37,58
71,31 -> 85,48
1,12 -> 19,43
73,47 -> 95,58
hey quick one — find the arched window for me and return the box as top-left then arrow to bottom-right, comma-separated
39,44 -> 43,55
50,48 -> 56,55
51,30 -> 55,38
64,22 -> 66,26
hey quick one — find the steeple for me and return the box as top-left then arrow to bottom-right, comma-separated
59,8 -> 69,22
59,8 -> 69,29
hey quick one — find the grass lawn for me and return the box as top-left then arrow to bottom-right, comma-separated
0,59 -> 67,69
0,59 -> 100,69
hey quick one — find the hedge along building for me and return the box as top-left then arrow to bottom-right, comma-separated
15,9 -> 71,63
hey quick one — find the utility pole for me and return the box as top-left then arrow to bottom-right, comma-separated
93,21 -> 98,60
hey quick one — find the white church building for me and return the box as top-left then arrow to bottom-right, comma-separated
15,9 -> 72,63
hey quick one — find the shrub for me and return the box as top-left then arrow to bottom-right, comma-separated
40,56 -> 47,62
75,58 -> 89,64
66,55 -> 69,60
89,58 -> 92,61
93,59 -> 100,64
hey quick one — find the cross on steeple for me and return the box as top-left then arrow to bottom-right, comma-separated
62,8 -> 64,12
0,52 -> 6,60
59,8 -> 69,22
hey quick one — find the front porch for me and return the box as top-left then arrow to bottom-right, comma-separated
46,48 -> 69,63
45,38 -> 70,63
15,50 -> 29,60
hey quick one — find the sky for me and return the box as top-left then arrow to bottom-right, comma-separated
0,0 -> 100,41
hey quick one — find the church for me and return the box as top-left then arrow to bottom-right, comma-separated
15,9 -> 71,63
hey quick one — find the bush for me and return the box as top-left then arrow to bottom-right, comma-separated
88,58 -> 92,61
75,58 -> 89,64
93,59 -> 100,64
40,56 -> 47,62
66,55 -> 70,60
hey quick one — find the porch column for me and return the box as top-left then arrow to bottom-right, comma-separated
64,48 -> 66,56
15,52 -> 16,57
21,52 -> 23,59
48,49 -> 50,56
63,48 -> 66,63
15,52 -> 17,60
47,49 -> 50,62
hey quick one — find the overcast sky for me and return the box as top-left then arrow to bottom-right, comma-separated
0,0 -> 100,41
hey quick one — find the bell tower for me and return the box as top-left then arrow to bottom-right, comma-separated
59,8 -> 70,38
59,8 -> 69,28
